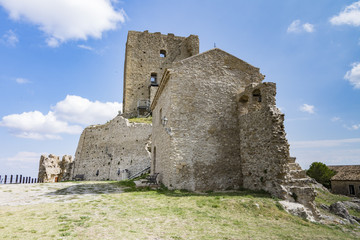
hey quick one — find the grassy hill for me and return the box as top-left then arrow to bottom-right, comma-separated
0,181 -> 358,239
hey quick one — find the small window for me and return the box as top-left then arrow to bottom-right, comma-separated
153,146 -> 156,173
349,185 -> 355,195
150,73 -> 157,85
160,50 -> 166,58
252,89 -> 262,102
159,108 -> 162,125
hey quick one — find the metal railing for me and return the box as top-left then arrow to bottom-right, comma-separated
0,174 -> 41,184
128,166 -> 150,180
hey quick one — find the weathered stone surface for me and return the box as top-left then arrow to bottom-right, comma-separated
123,30 -> 199,117
71,115 -> 151,181
238,82 -> 320,219
280,201 -> 317,222
38,154 -> 73,183
330,201 -> 359,224
60,155 -> 74,181
151,48 -> 264,191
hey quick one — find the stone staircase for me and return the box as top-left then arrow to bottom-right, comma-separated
281,157 -> 320,220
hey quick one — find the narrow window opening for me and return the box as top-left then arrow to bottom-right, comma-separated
252,89 -> 262,102
96,170 -> 99,176
160,50 -> 166,58
153,146 -> 157,173
159,108 -> 162,125
349,185 -> 355,195
150,73 -> 157,86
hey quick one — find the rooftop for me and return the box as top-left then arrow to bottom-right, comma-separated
328,165 -> 360,181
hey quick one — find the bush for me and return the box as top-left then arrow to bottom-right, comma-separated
306,162 -> 336,189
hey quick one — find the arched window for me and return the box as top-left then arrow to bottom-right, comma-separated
160,50 -> 166,58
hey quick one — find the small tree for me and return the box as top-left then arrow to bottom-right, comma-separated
306,162 -> 336,189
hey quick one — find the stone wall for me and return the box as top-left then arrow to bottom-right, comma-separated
238,82 -> 319,218
238,82 -> 288,196
151,48 -> 264,191
72,115 -> 152,181
331,180 -> 360,197
38,154 -> 73,183
123,30 -> 199,117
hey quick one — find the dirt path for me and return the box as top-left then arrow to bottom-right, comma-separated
0,181 -> 123,206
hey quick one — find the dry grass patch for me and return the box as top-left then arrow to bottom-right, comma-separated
0,181 -> 358,239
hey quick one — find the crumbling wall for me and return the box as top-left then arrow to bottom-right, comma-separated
38,154 -> 73,183
60,155 -> 74,181
123,30 -> 199,117
72,115 -> 152,181
238,82 -> 319,219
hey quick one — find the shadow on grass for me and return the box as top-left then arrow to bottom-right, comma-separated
47,182 -> 124,196
114,180 -> 273,199
47,180 -> 272,199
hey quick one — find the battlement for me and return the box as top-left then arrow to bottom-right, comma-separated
122,30 -> 199,117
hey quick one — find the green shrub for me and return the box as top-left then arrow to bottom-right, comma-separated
306,162 -> 336,189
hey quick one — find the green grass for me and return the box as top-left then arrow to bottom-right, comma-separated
0,181 -> 358,239
128,117 -> 152,124
315,188 -> 352,206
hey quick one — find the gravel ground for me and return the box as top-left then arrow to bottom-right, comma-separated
0,181 -> 123,206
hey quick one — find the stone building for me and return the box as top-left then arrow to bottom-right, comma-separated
59,30 -> 318,218
122,30 -> 199,117
72,115 -> 151,181
150,46 -> 318,218
38,154 -> 73,183
151,48 -> 264,190
328,165 -> 360,197
68,31 -> 198,181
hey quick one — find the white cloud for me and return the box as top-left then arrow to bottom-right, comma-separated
78,44 -> 94,51
1,29 -> 18,46
302,23 -> 315,33
330,1 -> 360,26
0,111 -> 83,140
290,138 -> 360,169
5,151 -> 43,163
52,95 -> 122,126
351,124 -> 360,130
0,95 -> 122,140
15,78 -> 31,84
344,62 -> 360,89
291,138 -> 360,148
287,20 -> 315,33
0,0 -> 126,47
331,116 -> 341,122
299,104 -> 315,114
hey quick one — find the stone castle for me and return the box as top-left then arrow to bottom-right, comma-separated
39,30 -> 319,220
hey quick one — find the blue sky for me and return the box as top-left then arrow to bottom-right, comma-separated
0,0 -> 359,178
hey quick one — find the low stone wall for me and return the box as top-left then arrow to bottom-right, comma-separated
72,115 -> 152,181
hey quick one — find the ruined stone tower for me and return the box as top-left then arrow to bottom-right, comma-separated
122,30 -> 199,117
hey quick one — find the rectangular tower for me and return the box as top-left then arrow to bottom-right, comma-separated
123,30 -> 199,117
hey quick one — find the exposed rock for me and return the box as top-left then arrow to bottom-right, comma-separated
343,200 -> 360,212
330,201 -> 359,224
279,200 -> 317,222
38,154 -> 73,183
320,204 -> 330,211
